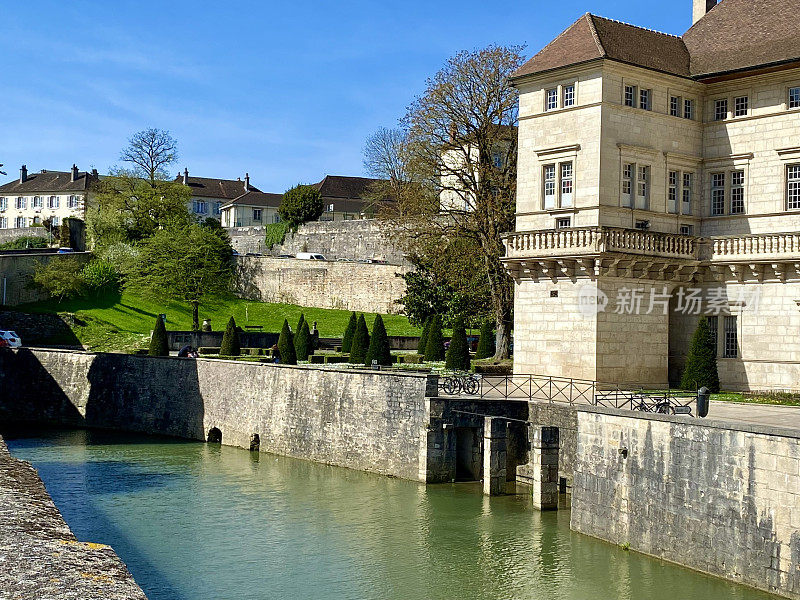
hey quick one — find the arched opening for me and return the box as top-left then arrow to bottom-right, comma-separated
249,433 -> 260,452
207,427 -> 222,444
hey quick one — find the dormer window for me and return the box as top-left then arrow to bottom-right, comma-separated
734,96 -> 748,117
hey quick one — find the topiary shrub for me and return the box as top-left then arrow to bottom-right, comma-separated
342,312 -> 357,354
349,314 -> 370,364
296,313 -> 305,338
417,317 -> 432,356
295,320 -> 312,361
475,319 -> 496,359
220,317 -> 241,356
277,319 -> 297,365
680,316 -> 720,393
424,315 -> 445,362
148,316 -> 169,357
365,314 -> 392,367
445,318 -> 471,371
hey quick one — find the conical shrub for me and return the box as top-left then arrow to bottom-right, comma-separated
475,319 -> 496,359
296,313 -> 305,338
417,316 -> 432,355
277,319 -> 297,365
349,314 -> 370,364
680,316 -> 720,392
148,316 -> 169,357
365,314 -> 392,367
424,315 -> 445,361
220,316 -> 241,356
296,320 -> 312,361
445,318 -> 471,371
342,312 -> 357,353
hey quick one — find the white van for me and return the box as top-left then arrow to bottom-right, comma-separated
296,253 -> 326,261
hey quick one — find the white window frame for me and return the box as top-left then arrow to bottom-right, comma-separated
787,164 -> 800,210
621,163 -> 633,208
790,86 -> 800,109
734,95 -> 749,117
15,197 -> 26,210
624,85 -> 637,108
730,170 -> 745,214
560,162 -> 573,207
253,208 -> 262,221
682,172 -> 693,215
668,170 -> 679,214
51,216 -> 60,226
48,195 -> 59,209
0,216 -> 6,229
555,217 -> 571,229
636,165 -> 650,210
0,197 -> 6,211
562,84 -> 575,107
68,195 -> 79,209
14,216 -> 26,228
545,88 -> 558,111
32,196 -> 43,209
711,172 -> 726,216
543,164 -> 556,209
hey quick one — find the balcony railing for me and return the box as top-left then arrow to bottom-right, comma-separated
504,227 -> 699,261
710,232 -> 800,262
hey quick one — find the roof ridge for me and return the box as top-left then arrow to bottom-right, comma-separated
585,14 -> 607,57
590,13 -> 683,39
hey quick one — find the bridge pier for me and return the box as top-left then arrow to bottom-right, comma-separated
517,426 -> 560,510
483,417 -> 507,496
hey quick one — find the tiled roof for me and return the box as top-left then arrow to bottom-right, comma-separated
314,175 -> 388,200
221,191 -> 283,209
514,1 -> 800,81
0,170 -> 97,194
173,175 -> 261,199
513,14 -> 690,80
684,0 -> 800,77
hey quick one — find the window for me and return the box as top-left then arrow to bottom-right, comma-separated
724,315 -> 738,358
556,217 -> 571,229
624,85 -> 636,107
213,202 -> 222,216
668,171 -> 678,214
545,89 -> 558,111
0,217 -> 6,228
707,316 -> 719,357
636,165 -> 650,209
32,196 -> 42,209
560,162 -> 573,207
711,173 -> 726,216
679,224 -> 694,236
714,99 -> 728,121
563,85 -> 575,107
193,200 -> 207,214
787,165 -> 800,210
14,217 -> 25,228
15,197 -> 26,210
253,208 -> 262,221
622,163 -> 633,207
0,197 -> 6,210
670,96 -> 680,117
51,216 -> 60,226
68,195 -> 79,208
790,87 -> 800,109
730,170 -> 745,214
639,89 -> 651,111
734,96 -> 748,117
273,214 -> 281,224
682,172 -> 693,214
684,99 -> 695,120
543,164 -> 556,209
48,196 -> 59,209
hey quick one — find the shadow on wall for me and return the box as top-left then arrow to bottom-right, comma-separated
83,354 -> 206,441
0,348 -> 84,425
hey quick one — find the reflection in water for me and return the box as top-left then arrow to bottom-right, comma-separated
7,429 -> 775,600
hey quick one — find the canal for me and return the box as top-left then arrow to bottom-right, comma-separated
6,429 -> 776,600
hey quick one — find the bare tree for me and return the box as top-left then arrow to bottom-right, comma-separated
120,128 -> 179,185
370,45 -> 523,359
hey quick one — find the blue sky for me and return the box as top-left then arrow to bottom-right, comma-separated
1,0 -> 693,192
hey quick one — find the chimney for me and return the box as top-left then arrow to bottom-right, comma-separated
91,168 -> 98,178
693,0 -> 717,24
182,168 -> 189,185
19,164 -> 27,183
70,164 -> 79,182
244,173 -> 250,192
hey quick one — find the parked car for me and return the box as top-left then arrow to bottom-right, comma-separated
0,330 -> 22,348
56,247 -> 74,254
296,252 -> 326,261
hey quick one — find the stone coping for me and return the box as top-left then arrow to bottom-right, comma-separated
0,434 -> 148,599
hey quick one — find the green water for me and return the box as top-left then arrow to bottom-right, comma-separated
6,429 -> 776,600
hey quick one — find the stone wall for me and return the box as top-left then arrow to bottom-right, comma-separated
236,256 -> 409,315
0,348 -> 435,482
0,252 -> 92,306
571,406 -> 800,599
0,227 -> 49,246
0,435 -> 147,599
227,219 -> 409,265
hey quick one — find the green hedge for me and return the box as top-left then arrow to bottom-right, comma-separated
198,347 -> 221,355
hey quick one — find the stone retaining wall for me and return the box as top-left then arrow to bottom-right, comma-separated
0,435 -> 147,599
0,348 -> 435,482
235,256 -> 409,314
0,252 -> 91,306
0,227 -> 49,246
571,406 -> 800,599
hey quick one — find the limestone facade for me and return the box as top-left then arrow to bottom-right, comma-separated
508,6 -> 800,390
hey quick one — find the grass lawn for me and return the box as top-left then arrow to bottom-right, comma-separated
17,291 -> 422,353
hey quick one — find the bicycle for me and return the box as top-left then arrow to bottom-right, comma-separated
439,372 -> 480,396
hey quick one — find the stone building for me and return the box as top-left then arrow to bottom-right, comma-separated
175,168 -> 258,222
220,191 -> 283,228
505,0 -> 800,391
0,165 -> 97,230
313,175 -> 393,221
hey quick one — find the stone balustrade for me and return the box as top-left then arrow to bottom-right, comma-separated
504,227 -> 699,261
710,232 -> 800,262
